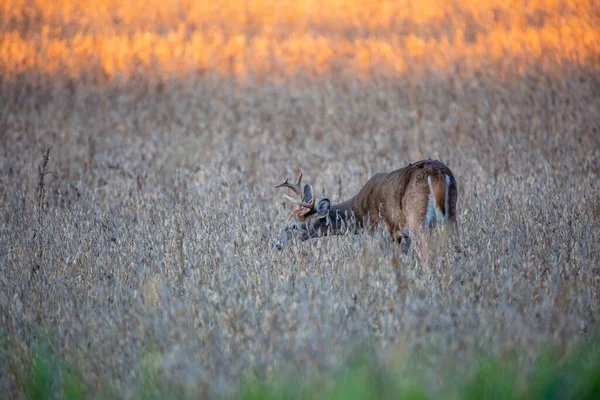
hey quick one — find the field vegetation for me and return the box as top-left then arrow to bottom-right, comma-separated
1,0 -> 599,398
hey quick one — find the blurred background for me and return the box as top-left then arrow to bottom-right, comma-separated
1,0 -> 598,83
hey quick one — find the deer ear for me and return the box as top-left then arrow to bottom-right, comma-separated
316,198 -> 330,215
303,184 -> 313,203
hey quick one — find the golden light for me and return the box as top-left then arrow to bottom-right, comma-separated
0,0 -> 598,82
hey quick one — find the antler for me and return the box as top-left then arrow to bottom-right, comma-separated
286,195 -> 315,209
274,172 -> 303,196
275,172 -> 315,209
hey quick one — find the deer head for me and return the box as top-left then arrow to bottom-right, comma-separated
274,173 -> 338,249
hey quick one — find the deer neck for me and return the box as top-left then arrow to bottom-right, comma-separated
328,196 -> 358,233
331,196 -> 355,215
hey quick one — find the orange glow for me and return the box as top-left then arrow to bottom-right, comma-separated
0,0 -> 598,81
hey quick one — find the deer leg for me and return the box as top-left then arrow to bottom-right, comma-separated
382,221 -> 398,251
399,229 -> 411,254
384,220 -> 398,240
448,218 -> 461,253
414,225 -> 429,265
386,222 -> 412,256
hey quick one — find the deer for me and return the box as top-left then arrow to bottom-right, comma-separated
274,159 -> 458,264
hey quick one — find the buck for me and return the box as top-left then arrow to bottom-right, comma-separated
274,159 -> 458,263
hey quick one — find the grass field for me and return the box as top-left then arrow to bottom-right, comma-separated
1,0 -> 599,398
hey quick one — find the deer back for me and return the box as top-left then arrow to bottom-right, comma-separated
352,160 -> 456,231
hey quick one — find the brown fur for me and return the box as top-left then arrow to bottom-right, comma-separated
347,160 -> 457,236
279,159 -> 458,262
432,172 -> 447,216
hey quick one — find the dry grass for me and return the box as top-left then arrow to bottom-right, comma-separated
1,1 -> 600,398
